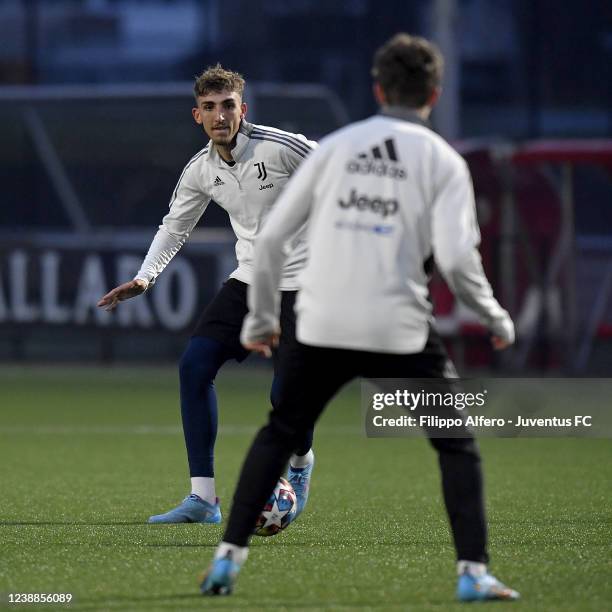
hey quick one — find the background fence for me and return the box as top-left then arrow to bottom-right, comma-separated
1,0 -> 611,374
1,83 -> 610,372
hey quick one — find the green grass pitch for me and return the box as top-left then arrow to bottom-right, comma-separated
1,365 -> 610,611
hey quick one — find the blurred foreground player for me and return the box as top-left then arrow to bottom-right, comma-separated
97,65 -> 316,524
200,35 -> 519,601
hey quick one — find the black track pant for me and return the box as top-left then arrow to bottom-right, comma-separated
223,329 -> 489,563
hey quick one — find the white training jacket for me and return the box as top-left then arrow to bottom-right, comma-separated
135,121 -> 316,290
242,107 -> 514,354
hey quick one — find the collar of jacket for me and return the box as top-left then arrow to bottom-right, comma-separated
379,106 -> 431,128
208,120 -> 253,165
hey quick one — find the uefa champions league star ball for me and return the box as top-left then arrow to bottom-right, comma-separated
253,477 -> 297,536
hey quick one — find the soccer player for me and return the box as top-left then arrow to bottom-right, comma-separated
200,35 -> 520,602
97,65 -> 316,524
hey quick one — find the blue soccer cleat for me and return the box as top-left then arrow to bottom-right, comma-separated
148,495 -> 222,524
457,570 -> 520,602
287,455 -> 315,519
199,552 -> 241,596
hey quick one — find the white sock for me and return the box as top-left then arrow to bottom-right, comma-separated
191,477 -> 216,505
215,542 -> 248,565
289,448 -> 314,469
457,560 -> 487,577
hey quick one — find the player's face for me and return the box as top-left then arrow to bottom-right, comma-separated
192,90 -> 247,146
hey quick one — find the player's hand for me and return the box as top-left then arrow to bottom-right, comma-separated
97,279 -> 148,311
491,335 -> 511,351
243,334 -> 279,358
490,314 -> 515,350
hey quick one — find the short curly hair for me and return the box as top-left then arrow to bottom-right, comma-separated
371,33 -> 443,108
193,64 -> 245,99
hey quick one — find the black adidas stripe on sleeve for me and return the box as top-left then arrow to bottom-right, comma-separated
250,134 -> 308,159
251,127 -> 313,156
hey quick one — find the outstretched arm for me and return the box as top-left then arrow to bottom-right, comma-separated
97,157 -> 210,311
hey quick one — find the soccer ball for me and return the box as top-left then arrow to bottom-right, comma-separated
253,477 -> 297,537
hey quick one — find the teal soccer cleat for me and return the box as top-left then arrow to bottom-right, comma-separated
199,552 -> 241,596
457,571 -> 520,602
148,495 -> 222,524
286,455 -> 315,519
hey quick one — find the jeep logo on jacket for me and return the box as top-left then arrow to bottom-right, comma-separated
338,189 -> 399,217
